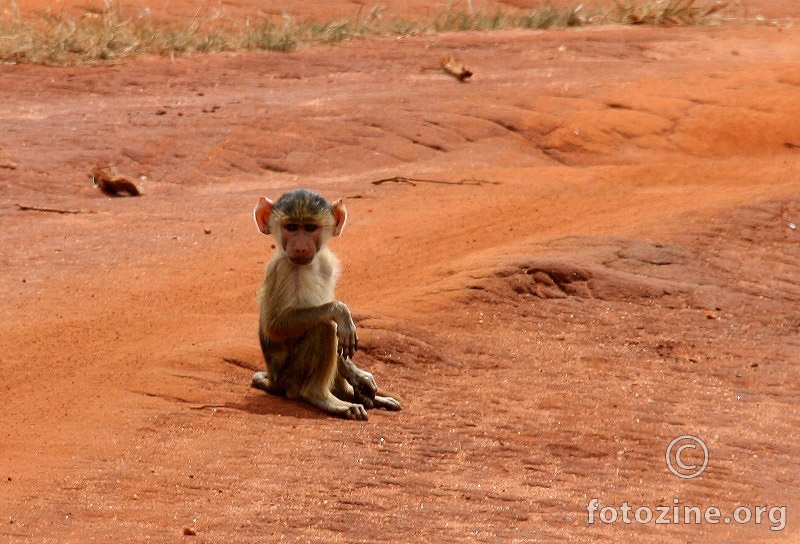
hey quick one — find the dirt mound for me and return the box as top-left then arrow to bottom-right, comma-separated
356,316 -> 445,368
469,239 -> 706,304
462,197 -> 799,337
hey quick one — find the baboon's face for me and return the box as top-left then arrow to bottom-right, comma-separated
281,222 -> 324,266
253,190 -> 346,266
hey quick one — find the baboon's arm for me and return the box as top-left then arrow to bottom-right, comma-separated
266,301 -> 358,359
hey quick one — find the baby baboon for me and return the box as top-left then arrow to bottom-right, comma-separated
252,188 -> 401,420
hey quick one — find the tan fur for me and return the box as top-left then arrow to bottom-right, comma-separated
252,189 -> 401,420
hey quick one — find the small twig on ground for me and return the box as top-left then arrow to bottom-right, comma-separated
188,404 -> 230,411
15,203 -> 95,214
371,176 -> 499,186
373,176 -> 418,186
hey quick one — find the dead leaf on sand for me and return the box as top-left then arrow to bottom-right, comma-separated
89,165 -> 141,197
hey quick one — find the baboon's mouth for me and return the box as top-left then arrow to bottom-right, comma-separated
289,256 -> 314,266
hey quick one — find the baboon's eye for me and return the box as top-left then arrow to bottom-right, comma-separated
304,224 -> 320,233
285,223 -> 299,232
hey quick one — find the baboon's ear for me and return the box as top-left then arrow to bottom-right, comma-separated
331,199 -> 347,236
254,197 -> 274,234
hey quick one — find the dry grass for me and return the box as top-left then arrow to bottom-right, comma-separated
614,0 -> 729,25
0,1 -> 730,65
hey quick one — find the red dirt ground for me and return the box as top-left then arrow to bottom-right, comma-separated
1,1 -> 799,542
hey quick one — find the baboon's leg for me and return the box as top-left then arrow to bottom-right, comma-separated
252,328 -> 285,395
338,355 -> 376,407
295,322 -> 367,420
338,355 -> 402,411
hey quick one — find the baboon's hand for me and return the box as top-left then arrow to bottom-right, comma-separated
337,319 -> 358,360
351,368 -> 378,401
335,302 -> 358,360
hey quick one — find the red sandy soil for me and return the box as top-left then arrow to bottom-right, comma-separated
1,1 -> 799,542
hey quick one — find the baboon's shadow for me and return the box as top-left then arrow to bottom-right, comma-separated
221,357 -> 327,420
